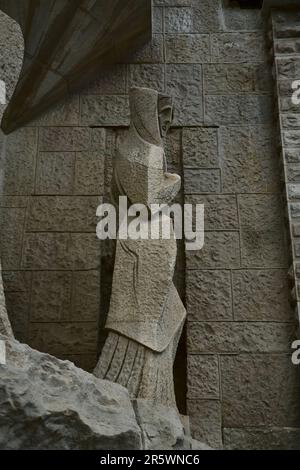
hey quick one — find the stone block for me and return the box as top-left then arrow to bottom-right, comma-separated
182,128 -> 219,168
0,208 -> 26,270
287,165 -> 300,183
128,65 -> 165,92
203,64 -> 272,94
223,6 -> 263,31
166,64 -> 203,126
282,115 -> 300,130
277,57 -> 300,80
220,354 -> 300,427
22,233 -> 100,270
187,400 -> 222,449
165,34 -> 210,63
276,38 -> 300,55
6,291 -> 30,343
186,270 -> 232,321
72,271 -> 100,322
39,127 -> 90,152
26,196 -> 100,232
284,149 -> 300,164
192,0 -> 223,33
29,95 -> 80,126
187,355 -> 220,400
284,130 -> 300,147
185,195 -> 239,231
80,95 -> 130,127
35,152 -> 75,195
211,33 -> 267,63
165,129 -> 182,174
187,322 -> 295,354
224,427 -> 300,450
85,65 -> 126,94
74,151 -> 105,195
219,126 -> 280,193
30,271 -> 72,322
127,34 -> 164,64
238,195 -> 288,268
186,231 -> 240,269
164,7 -> 193,33
1,128 -> 38,194
232,270 -> 293,322
153,7 -> 163,33
29,322 -> 98,356
205,95 -> 272,126
184,169 -> 221,194
2,271 -> 31,293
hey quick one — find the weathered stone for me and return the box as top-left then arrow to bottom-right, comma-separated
0,263 -> 13,338
164,7 -> 193,33
186,231 -> 240,269
39,127 -> 90,152
74,151 -> 105,195
184,169 -> 220,194
288,184 -> 300,200
276,38 -> 300,55
187,355 -> 219,400
0,128 -> 38,194
60,354 -> 98,373
211,33 -> 267,63
72,271 -> 100,322
224,427 -> 300,450
187,322 -> 295,354
0,208 -> 25,270
239,194 -> 287,268
277,57 -> 300,80
5,291 -> 30,343
185,195 -> 238,231
0,196 -> 28,208
30,271 -> 72,322
166,64 -> 203,126
205,95 -> 272,126
80,95 -> 130,127
204,64 -> 271,94
223,5 -> 263,31
29,322 -> 98,356
2,271 -> 31,293
219,126 -> 280,193
284,130 -> 300,147
187,400 -> 222,449
282,115 -> 300,129
220,354 -> 300,427
128,34 -> 164,64
182,128 -> 219,168
36,152 -> 75,195
128,64 -> 165,92
85,65 -> 126,94
153,7 -> 163,33
29,95 -> 80,126
0,335 -> 142,450
166,34 -> 210,63
26,196 -> 100,232
165,129 -> 182,174
22,233 -> 100,270
186,270 -> 232,321
284,148 -> 300,164
232,270 -> 293,322
133,399 -> 185,450
192,0 -> 223,33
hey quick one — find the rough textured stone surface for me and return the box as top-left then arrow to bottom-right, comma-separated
128,64 -> 165,91
220,355 -> 300,428
35,152 -> 75,195
39,127 -> 90,152
188,322 -> 295,354
182,127 -> 219,168
204,64 -> 271,94
185,194 -> 238,230
187,355 -> 219,400
166,34 -> 210,63
232,270 -> 293,322
224,427 -> 300,450
184,169 -> 221,194
80,96 -> 130,127
211,33 -> 267,63
187,400 -> 222,449
0,335 -> 142,450
186,231 -> 240,269
186,270 -> 232,321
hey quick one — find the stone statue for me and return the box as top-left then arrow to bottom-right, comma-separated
94,87 -> 186,408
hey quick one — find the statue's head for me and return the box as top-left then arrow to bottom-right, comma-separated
129,87 -> 173,147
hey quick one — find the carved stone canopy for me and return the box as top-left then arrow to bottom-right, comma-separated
0,0 -> 152,134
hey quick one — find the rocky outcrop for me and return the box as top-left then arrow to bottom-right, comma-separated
0,335 -> 211,450
0,334 -> 142,450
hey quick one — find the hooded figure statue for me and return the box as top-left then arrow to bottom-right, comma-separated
94,87 -> 186,408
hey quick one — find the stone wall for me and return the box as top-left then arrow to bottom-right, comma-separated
0,0 -> 300,450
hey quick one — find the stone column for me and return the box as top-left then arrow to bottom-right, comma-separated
263,0 -> 300,334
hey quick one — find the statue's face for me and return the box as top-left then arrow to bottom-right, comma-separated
158,95 -> 173,138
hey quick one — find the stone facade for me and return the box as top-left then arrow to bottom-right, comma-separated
0,0 -> 300,450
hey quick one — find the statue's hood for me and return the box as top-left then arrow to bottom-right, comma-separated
129,87 -> 163,147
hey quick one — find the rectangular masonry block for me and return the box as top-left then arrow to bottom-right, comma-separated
80,95 -> 130,127
211,33 -> 267,63
186,231 -> 240,269
224,427 -> 300,451
128,64 -> 165,92
184,168 -> 220,194
165,34 -> 210,63
220,354 -> 300,428
186,270 -> 232,321
39,127 -> 90,152
35,152 -> 75,195
187,400 -> 222,449
187,322 -> 295,354
182,127 -> 219,168
185,195 -> 238,231
187,355 -> 220,400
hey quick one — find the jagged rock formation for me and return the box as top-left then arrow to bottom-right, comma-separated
0,334 -> 210,450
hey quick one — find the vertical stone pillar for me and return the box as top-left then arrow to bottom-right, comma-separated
263,0 -> 300,333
